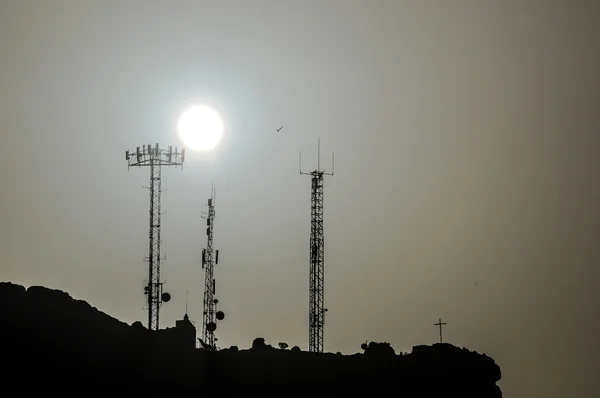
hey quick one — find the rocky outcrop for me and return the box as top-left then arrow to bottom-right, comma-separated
0,282 -> 501,396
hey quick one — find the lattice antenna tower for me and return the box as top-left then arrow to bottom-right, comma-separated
200,184 -> 225,349
125,144 -> 185,331
299,138 -> 334,353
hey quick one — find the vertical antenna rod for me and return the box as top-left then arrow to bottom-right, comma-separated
299,138 -> 335,353
201,184 -> 223,349
185,291 -> 189,314
125,144 -> 184,330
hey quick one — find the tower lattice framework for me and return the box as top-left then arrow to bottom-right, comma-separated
300,139 -> 334,353
201,188 -> 220,348
125,144 -> 184,331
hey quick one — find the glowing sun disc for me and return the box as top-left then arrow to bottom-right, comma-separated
177,105 -> 223,151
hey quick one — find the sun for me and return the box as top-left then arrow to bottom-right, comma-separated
177,105 -> 224,151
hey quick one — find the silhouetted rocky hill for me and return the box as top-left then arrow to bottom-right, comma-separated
0,282 -> 501,396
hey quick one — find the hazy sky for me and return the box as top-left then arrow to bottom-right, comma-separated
1,1 -> 599,396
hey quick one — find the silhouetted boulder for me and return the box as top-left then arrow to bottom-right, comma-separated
0,281 -> 26,299
132,321 -> 145,329
252,337 -> 266,349
364,341 -> 396,357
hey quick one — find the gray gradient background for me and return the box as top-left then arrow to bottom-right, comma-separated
1,1 -> 599,396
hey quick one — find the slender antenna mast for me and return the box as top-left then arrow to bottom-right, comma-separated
125,144 -> 184,330
201,184 -> 225,349
185,291 -> 189,315
299,138 -> 335,353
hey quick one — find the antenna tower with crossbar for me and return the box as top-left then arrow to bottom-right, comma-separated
300,139 -> 334,353
125,144 -> 185,331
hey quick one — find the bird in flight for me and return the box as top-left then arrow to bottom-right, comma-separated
276,125 -> 284,132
